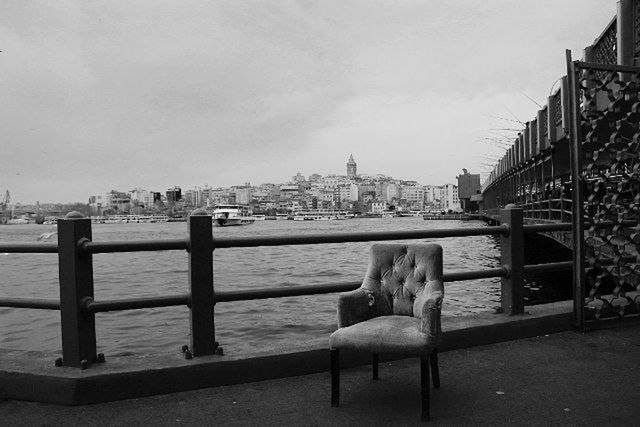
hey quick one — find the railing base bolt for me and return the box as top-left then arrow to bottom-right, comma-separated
215,347 -> 224,356
184,350 -> 193,360
97,353 -> 105,363
80,359 -> 89,370
181,345 -> 189,354
54,357 -> 63,367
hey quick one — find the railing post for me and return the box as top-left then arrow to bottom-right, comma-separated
188,209 -> 216,356
500,206 -> 524,315
57,211 -> 96,367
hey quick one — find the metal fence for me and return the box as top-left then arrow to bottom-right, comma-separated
0,210 -> 571,368
566,58 -> 640,329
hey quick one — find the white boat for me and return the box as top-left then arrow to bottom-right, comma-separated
212,205 -> 255,226
292,210 -> 351,221
92,214 -> 169,224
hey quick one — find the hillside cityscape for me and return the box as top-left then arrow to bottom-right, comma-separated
1,155 -> 481,222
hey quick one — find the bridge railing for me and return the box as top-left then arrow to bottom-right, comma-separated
520,198 -> 573,222
0,208 -> 572,368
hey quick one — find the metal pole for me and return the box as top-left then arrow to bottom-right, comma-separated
617,0 -> 634,67
57,212 -> 96,367
500,206 -> 524,315
188,210 -> 216,356
566,50 -> 586,331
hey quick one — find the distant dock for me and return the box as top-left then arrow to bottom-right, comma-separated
423,213 -> 479,220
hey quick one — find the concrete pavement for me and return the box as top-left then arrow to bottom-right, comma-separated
1,325 -> 639,426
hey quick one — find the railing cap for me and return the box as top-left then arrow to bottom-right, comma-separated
190,208 -> 209,216
64,211 -> 85,219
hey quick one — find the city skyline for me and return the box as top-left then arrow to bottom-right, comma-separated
11,154 -> 463,205
1,1 -> 615,204
91,154 -> 460,206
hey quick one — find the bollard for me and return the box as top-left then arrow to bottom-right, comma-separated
188,210 -> 216,356
500,206 -> 524,315
57,212 -> 97,367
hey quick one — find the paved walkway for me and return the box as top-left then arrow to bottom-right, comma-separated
1,326 -> 639,426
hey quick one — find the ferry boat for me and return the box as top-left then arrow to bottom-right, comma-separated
91,215 -> 169,224
212,205 -> 255,226
292,210 -> 353,221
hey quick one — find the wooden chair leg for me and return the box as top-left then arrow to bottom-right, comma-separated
430,348 -> 440,389
372,353 -> 379,380
331,348 -> 340,407
421,356 -> 430,421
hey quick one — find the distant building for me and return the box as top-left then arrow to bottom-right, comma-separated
400,185 -> 425,210
456,169 -> 481,212
424,184 -> 459,212
292,172 -> 306,184
105,190 -> 131,213
129,187 -> 154,209
279,185 -> 300,199
441,184 -> 460,212
370,201 -> 387,214
347,154 -> 357,178
166,187 -> 182,207
235,187 -> 252,205
88,195 -> 104,215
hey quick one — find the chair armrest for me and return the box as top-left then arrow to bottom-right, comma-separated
414,285 -> 443,347
337,288 -> 371,328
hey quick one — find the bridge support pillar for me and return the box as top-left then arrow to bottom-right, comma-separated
500,206 -> 524,315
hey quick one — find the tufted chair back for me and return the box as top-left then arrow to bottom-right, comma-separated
361,243 -> 443,317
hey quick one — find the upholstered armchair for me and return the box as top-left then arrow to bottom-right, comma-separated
329,243 -> 444,421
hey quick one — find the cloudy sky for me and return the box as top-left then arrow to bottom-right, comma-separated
1,0 -> 616,203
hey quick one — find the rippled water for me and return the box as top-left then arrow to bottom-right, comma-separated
0,218 -> 500,356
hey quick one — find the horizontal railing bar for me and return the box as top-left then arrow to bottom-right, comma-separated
215,282 -> 361,302
592,255 -> 637,265
82,239 -> 189,253
575,60 -> 640,73
523,261 -> 573,274
0,243 -> 58,253
0,298 -> 60,310
443,267 -> 508,282
84,294 -> 189,313
588,220 -> 640,228
212,226 -> 509,248
523,223 -> 572,233
217,268 -> 511,302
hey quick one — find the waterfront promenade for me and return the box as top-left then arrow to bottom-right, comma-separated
2,326 -> 638,426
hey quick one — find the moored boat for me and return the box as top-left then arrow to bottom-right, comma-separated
291,210 -> 351,221
212,205 -> 255,226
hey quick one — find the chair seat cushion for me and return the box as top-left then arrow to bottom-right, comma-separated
329,315 -> 433,355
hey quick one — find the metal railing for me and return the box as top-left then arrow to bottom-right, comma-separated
0,208 -> 572,368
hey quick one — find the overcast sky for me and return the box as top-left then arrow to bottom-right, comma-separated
1,0 -> 616,204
